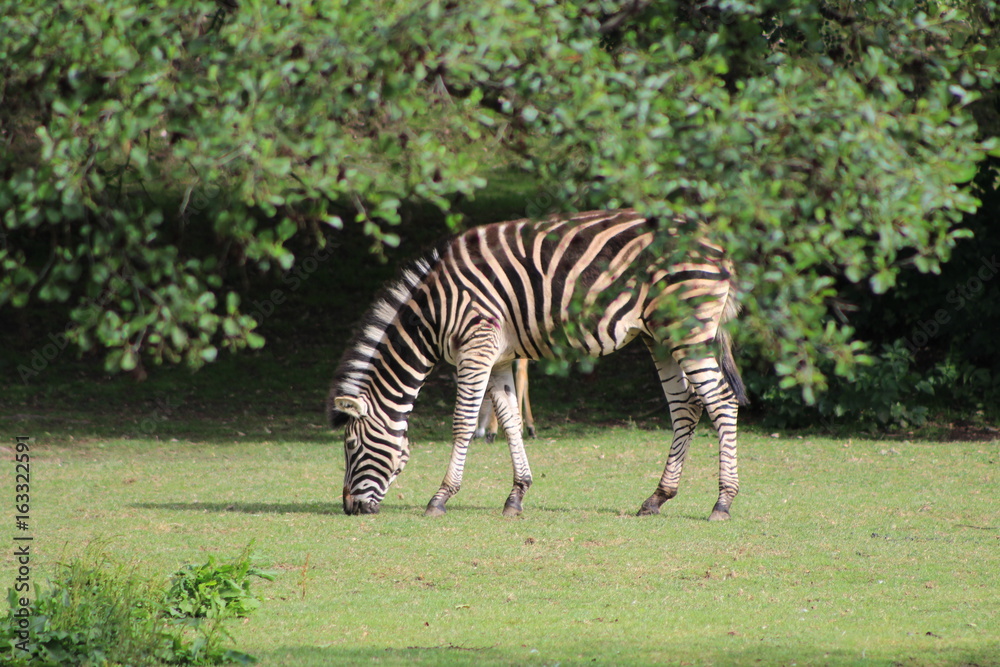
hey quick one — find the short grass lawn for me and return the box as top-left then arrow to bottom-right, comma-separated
4,419 -> 998,666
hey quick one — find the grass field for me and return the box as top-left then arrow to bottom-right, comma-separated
2,350 -> 998,666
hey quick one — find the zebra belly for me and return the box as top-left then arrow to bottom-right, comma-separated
501,290 -> 650,362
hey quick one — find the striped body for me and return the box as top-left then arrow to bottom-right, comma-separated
330,209 -> 746,519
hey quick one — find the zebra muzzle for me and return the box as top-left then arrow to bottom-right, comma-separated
343,488 -> 380,515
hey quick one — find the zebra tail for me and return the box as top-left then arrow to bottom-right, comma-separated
718,279 -> 749,406
718,328 -> 749,406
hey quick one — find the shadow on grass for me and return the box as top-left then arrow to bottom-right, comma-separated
130,500 -> 556,516
130,501 -> 659,517
258,641 -> 1000,667
132,501 -> 341,515
261,645 -> 504,667
132,501 -> 516,515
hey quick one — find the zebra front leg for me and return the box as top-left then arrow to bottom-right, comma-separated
424,435 -> 469,517
488,364 -> 533,517
425,383 -> 488,516
426,326 -> 500,516
638,347 -> 703,516
425,393 -> 482,516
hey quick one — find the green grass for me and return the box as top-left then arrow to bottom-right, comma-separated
3,380 -> 998,666
2,325 -> 998,666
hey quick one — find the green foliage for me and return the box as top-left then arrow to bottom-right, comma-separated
2,0 -> 999,397
164,545 -> 276,620
0,548 -> 268,666
747,338 -> 998,429
513,0 -> 999,396
0,560 -> 162,667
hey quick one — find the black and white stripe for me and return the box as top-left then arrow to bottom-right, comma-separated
330,209 -> 747,519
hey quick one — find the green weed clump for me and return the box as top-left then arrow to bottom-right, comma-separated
164,544 -> 276,620
1,546 -> 273,666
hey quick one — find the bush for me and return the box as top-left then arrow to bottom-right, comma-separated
0,560 -> 165,667
0,547 -> 271,666
747,339 -> 998,430
1,0 -> 997,400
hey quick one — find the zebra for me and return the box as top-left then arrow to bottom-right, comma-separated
475,358 -> 535,443
329,208 -> 748,520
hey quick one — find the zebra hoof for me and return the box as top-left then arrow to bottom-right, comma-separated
708,509 -> 731,521
484,433 -> 497,444
424,501 -> 447,517
502,500 -> 522,517
637,490 -> 670,516
526,426 -> 536,438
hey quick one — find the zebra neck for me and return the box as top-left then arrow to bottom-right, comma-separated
358,321 -> 439,430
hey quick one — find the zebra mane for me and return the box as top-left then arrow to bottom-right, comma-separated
330,246 -> 441,403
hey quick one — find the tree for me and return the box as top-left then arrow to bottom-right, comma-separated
2,0 -> 998,397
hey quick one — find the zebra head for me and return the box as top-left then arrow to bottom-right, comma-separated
331,395 -> 411,515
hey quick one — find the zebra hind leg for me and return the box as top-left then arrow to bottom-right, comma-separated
677,354 -> 740,521
514,359 -> 536,438
638,345 -> 703,517
474,399 -> 499,444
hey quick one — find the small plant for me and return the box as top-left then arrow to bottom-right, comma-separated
1,545 -> 272,666
164,543 -> 276,620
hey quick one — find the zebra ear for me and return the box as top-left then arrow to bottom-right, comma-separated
333,396 -> 368,420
